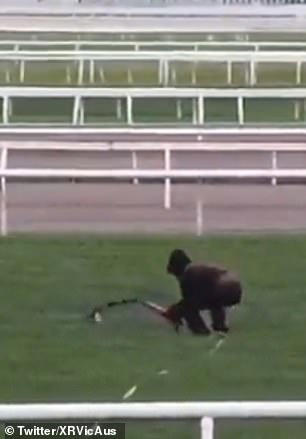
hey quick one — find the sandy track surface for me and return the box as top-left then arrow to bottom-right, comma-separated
5,183 -> 306,234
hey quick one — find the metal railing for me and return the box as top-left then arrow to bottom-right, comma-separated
1,401 -> 306,439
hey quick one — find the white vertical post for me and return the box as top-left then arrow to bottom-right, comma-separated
99,68 -> 105,83
19,60 -> 25,83
127,68 -> 133,85
196,200 -> 203,237
237,96 -> 244,125
250,60 -> 256,86
201,417 -> 214,439
227,60 -> 232,85
192,98 -> 197,125
164,60 -> 169,86
127,95 -> 133,125
89,59 -> 95,84
158,59 -> 163,85
72,95 -> 80,125
78,59 -> 84,85
164,147 -> 171,209
296,61 -> 302,85
171,66 -> 177,85
294,100 -> 300,121
176,99 -> 182,120
0,185 -> 7,237
271,150 -> 277,186
5,69 -> 10,84
132,151 -> 139,184
8,98 -> 13,118
198,95 -> 204,125
79,98 -> 84,125
1,147 -> 7,198
116,99 -> 122,121
3,96 -> 9,124
191,65 -> 196,85
244,62 -> 249,85
1,146 -> 8,237
66,66 -> 72,84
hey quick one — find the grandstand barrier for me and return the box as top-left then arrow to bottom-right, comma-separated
1,401 -> 306,439
1,87 -> 306,126
1,50 -> 306,86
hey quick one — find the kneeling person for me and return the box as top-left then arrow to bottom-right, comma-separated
165,249 -> 242,335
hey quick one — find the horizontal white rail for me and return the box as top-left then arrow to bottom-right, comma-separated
1,87 -> 305,98
0,50 -> 305,62
0,127 -> 306,135
2,40 -> 306,51
1,87 -> 305,127
3,142 -> 306,152
1,401 -> 306,421
1,169 -> 306,178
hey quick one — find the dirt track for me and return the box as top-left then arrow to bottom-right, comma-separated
5,183 -> 306,235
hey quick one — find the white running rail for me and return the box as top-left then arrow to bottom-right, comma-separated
1,401 -> 306,439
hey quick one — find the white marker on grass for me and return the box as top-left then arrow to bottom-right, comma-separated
122,385 -> 138,400
209,336 -> 226,357
122,369 -> 170,400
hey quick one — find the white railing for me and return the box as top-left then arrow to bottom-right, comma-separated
3,40 -> 306,51
1,140 -> 306,235
1,126 -> 306,137
1,50 -> 306,86
1,87 -> 306,126
1,401 -> 306,439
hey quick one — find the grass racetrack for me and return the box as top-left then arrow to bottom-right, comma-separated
2,234 -> 306,438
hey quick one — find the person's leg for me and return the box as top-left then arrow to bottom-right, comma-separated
210,307 -> 229,333
183,307 -> 211,335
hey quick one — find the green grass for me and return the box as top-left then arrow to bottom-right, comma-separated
3,96 -> 305,126
1,235 -> 306,438
1,61 -> 306,125
1,60 -> 306,88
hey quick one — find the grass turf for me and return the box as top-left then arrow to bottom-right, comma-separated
1,234 -> 306,438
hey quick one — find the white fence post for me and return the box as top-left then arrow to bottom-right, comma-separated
78,59 -> 84,86
2,96 -> 9,125
237,96 -> 244,125
89,60 -> 95,84
227,60 -> 232,85
164,147 -> 171,210
296,61 -> 302,85
250,60 -> 256,86
132,151 -> 139,185
72,95 -> 80,125
271,150 -> 277,186
158,59 -> 163,85
201,417 -> 214,439
198,95 -> 204,125
116,99 -> 122,121
163,60 -> 169,86
192,98 -> 197,125
176,99 -> 182,120
0,146 -> 8,237
196,200 -> 203,237
19,60 -> 25,83
126,95 -> 133,125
